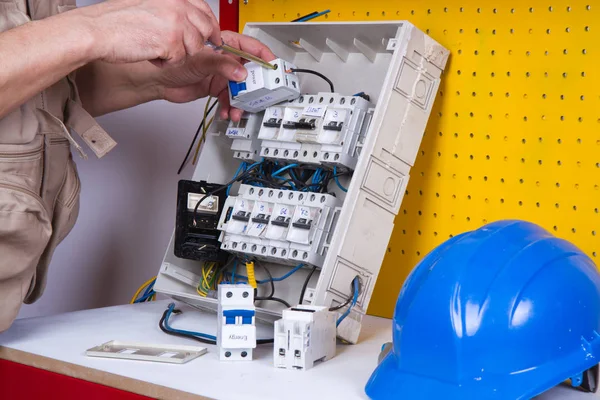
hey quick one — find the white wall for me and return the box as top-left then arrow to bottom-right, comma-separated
17,0 -> 219,318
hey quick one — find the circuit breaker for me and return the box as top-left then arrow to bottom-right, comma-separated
217,284 -> 257,361
228,58 -> 301,113
217,185 -> 341,268
256,93 -> 373,170
226,111 -> 264,162
274,305 -> 336,370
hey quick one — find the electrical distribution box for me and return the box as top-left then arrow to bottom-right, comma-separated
155,21 -> 449,344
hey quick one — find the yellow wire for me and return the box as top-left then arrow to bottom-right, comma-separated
246,262 -> 257,289
130,277 -> 156,304
193,97 -> 215,165
193,115 -> 215,165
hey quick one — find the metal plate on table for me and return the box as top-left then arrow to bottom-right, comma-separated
86,340 -> 207,364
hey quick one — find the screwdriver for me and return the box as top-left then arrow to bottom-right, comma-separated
205,40 -> 276,70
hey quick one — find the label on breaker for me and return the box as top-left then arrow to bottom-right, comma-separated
226,128 -> 244,137
303,105 -> 327,118
245,63 -> 265,91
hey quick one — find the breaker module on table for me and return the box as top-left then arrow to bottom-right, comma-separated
258,93 -> 374,170
174,180 -> 229,263
228,58 -> 301,113
217,184 -> 341,268
274,305 -> 336,370
217,284 -> 257,361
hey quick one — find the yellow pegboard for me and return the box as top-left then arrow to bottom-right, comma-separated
240,1 -> 600,318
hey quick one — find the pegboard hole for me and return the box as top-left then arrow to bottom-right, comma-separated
492,29 -> 496,34
474,50 -> 479,55
486,134 -> 491,140
511,8 -> 515,13
555,203 -> 560,208
585,26 -> 590,32
475,28 -> 480,34
510,28 -> 515,34
542,93 -> 547,99
491,72 -> 496,77
547,28 -> 551,34
536,202 -> 541,207
567,6 -> 571,11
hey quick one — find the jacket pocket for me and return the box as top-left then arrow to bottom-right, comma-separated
0,182 -> 52,331
0,135 -> 44,194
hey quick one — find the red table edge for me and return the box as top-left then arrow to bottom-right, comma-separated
0,347 -> 209,400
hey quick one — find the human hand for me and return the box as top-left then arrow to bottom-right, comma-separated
78,0 -> 221,66
154,31 -> 277,121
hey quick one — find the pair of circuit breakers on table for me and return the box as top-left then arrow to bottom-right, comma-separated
226,92 -> 373,170
217,184 -> 341,268
217,283 -> 336,370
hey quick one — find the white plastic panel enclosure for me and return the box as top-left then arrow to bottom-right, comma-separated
154,21 -> 449,343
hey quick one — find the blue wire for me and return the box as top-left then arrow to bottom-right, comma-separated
297,9 -> 330,22
164,303 -> 217,340
272,163 -> 299,177
143,280 -> 155,298
262,263 -> 304,283
333,165 -> 348,192
135,290 -> 155,303
336,277 -> 360,327
227,162 -> 247,196
221,263 -> 304,284
230,259 -> 237,284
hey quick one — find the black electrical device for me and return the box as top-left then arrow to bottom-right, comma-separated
174,180 -> 228,263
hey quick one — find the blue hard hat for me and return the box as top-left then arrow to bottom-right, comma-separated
365,220 -> 600,399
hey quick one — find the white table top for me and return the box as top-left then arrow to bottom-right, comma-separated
0,300 -> 597,400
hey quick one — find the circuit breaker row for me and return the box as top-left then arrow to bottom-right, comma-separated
217,184 -> 341,268
226,92 -> 374,170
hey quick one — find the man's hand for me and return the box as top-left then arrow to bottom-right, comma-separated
75,0 -> 222,66
155,31 -> 277,121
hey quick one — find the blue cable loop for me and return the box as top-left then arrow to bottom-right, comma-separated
336,277 -> 360,327
333,165 -> 348,192
272,163 -> 299,177
164,303 -> 217,341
